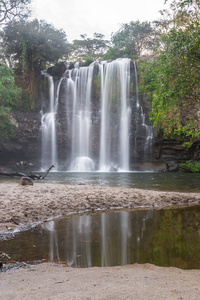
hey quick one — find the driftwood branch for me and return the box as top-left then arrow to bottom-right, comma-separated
0,172 -> 27,178
42,165 -> 55,179
0,165 -> 55,180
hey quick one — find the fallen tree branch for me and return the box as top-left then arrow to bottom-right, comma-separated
42,165 -> 55,179
0,172 -> 27,178
29,172 -> 42,180
0,165 -> 55,180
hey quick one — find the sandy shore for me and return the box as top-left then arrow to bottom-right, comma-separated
1,181 -> 200,299
1,262 -> 200,300
1,181 -> 200,234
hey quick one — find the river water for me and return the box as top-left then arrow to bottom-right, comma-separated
35,171 -> 200,193
1,171 -> 200,192
1,205 -> 200,269
1,171 -> 200,269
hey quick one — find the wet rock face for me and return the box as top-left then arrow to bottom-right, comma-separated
0,112 -> 42,170
154,140 -> 200,163
153,100 -> 200,163
47,62 -> 68,77
166,160 -> 179,172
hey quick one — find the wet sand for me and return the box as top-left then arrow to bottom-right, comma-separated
1,182 -> 200,299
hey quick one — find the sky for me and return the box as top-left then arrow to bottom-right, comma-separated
31,0 -> 173,42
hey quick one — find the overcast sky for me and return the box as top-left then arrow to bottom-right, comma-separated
31,0 -> 173,42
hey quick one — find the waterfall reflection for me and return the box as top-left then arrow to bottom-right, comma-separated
120,211 -> 131,265
1,206 -> 200,269
42,220 -> 60,262
41,210 -> 154,267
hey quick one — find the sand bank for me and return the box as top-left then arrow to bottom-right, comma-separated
0,181 -> 200,234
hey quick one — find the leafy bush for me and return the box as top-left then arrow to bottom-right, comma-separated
0,65 -> 21,139
179,161 -> 200,173
0,65 -> 20,109
0,108 -> 16,138
148,23 -> 200,143
138,59 -> 157,102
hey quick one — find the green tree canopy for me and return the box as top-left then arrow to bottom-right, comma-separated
155,0 -> 200,34
165,0 -> 200,8
140,0 -> 200,145
0,18 -> 69,71
105,20 -> 159,60
0,18 -> 70,109
70,33 -> 110,62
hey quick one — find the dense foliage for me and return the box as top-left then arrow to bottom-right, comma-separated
1,19 -> 69,71
152,25 -> 199,142
105,21 -> 159,59
138,0 -> 200,146
70,33 -> 109,62
0,19 -> 69,109
179,161 -> 200,172
0,65 -> 21,138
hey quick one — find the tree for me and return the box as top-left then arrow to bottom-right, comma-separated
70,33 -> 109,62
1,19 -> 69,71
105,20 -> 158,59
0,19 -> 69,108
165,0 -> 200,8
150,22 -> 200,144
0,64 -> 21,138
155,0 -> 200,34
138,0 -> 200,146
0,0 -> 31,24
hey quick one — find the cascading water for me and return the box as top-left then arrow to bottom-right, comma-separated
99,59 -> 131,171
41,59 -> 153,171
133,62 -> 153,157
70,63 -> 95,171
41,75 -> 63,171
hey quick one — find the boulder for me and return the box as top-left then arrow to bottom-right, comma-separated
166,160 -> 179,172
19,176 -> 34,186
47,62 -> 68,77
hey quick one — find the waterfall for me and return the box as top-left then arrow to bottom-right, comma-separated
99,59 -> 131,171
70,63 -> 95,171
41,75 -> 63,170
133,62 -> 153,157
134,62 -> 140,109
141,107 -> 154,152
41,59 -> 153,171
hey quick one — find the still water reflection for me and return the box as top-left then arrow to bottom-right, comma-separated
1,206 -> 200,269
